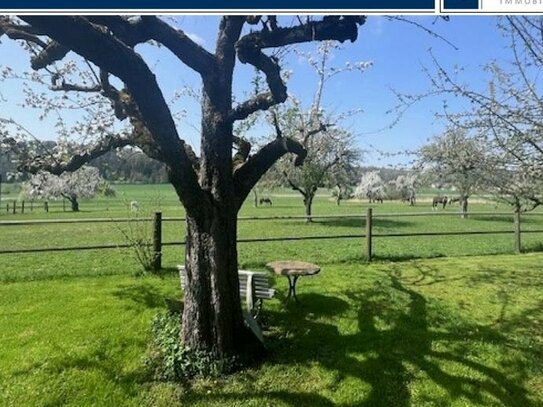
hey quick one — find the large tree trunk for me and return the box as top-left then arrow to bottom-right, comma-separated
180,73 -> 264,361
182,204 -> 260,358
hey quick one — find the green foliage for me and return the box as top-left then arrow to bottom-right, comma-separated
145,311 -> 236,382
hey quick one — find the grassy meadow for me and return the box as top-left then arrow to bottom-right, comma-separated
1,183 -> 543,406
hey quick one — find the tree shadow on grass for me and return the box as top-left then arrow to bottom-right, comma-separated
185,273 -> 538,406
468,263 -> 543,290
523,242 -> 543,254
311,217 -> 413,229
469,215 -> 542,225
112,282 -> 181,312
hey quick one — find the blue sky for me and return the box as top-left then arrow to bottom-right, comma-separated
0,16 -> 510,167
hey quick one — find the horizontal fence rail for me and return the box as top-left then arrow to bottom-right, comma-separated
2,211 -> 543,227
1,211 -> 543,262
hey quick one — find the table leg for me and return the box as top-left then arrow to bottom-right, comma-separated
286,275 -> 300,304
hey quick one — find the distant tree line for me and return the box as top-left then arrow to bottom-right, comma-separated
91,149 -> 168,183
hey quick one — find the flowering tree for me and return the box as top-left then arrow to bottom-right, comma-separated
355,170 -> 386,203
393,173 -> 418,205
417,128 -> 485,218
0,15 -> 365,361
330,160 -> 357,205
22,166 -> 105,211
272,42 -> 366,220
411,17 -> 543,215
485,161 -> 543,213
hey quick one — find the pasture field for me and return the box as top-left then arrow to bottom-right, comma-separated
1,184 -> 543,406
1,183 -> 542,282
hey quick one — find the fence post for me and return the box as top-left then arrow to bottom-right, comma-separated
152,211 -> 162,271
514,209 -> 521,254
44,201 -> 49,213
63,199 -> 66,212
12,202 -> 16,214
366,208 -> 373,261
6,203 -> 8,213
21,201 -> 24,214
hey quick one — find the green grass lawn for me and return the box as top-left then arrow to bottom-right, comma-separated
1,184 -> 543,405
1,254 -> 542,406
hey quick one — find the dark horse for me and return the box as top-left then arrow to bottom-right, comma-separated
432,196 -> 448,209
448,197 -> 461,205
259,197 -> 273,206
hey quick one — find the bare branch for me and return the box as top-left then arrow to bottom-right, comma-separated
31,41 -> 70,70
231,16 -> 365,122
386,16 -> 458,51
0,19 -> 48,48
140,16 -> 216,76
50,81 -> 102,93
233,136 -> 307,205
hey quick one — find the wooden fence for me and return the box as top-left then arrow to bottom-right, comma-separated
1,211 -> 543,268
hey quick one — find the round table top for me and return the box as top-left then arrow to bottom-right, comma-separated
266,260 -> 321,276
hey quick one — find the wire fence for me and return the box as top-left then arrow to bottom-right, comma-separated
1,211 -> 543,263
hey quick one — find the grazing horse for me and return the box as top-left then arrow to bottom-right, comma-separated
432,196 -> 448,210
401,193 -> 416,206
259,197 -> 273,206
448,197 -> 460,205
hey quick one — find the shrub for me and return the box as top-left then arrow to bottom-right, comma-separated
144,311 -> 236,382
116,199 -> 160,273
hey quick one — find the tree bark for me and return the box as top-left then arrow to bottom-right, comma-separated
66,195 -> 79,212
304,193 -> 314,223
180,65 -> 264,360
461,196 -> 468,219
253,189 -> 258,208
182,204 -> 261,359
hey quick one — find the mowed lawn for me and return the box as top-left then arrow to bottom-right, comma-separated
1,254 -> 542,406
1,184 -> 543,406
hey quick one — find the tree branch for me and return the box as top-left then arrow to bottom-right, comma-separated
31,41 -> 70,70
20,16 -> 207,213
282,171 -> 307,197
50,81 -> 102,93
140,16 -> 216,76
17,133 -> 133,175
233,136 -> 307,206
231,16 -> 365,122
0,19 -> 48,48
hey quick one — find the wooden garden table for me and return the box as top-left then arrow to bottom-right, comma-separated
266,260 -> 320,304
